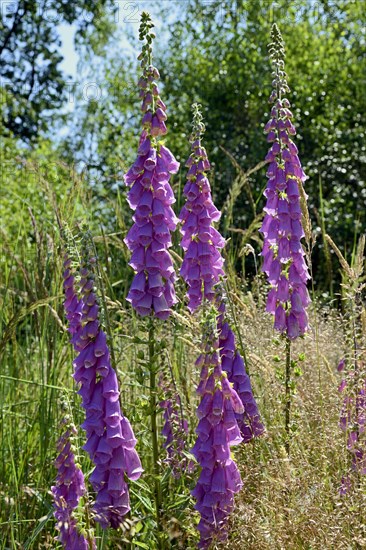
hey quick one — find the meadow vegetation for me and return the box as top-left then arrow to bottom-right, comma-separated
0,1 -> 365,548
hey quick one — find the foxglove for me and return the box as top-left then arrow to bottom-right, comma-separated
338,358 -> 366,492
62,240 -> 142,529
179,104 -> 264,442
124,13 -> 179,320
179,104 -> 223,312
52,420 -> 95,549
260,24 -> 311,339
216,287 -> 264,441
159,370 -> 194,478
192,308 -> 243,548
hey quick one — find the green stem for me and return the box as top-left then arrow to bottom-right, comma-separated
149,318 -> 162,543
285,337 -> 291,457
309,247 -> 324,440
351,300 -> 361,491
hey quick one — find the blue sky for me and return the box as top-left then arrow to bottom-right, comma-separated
55,2 -> 180,124
55,4 -> 167,133
58,23 -> 78,79
57,1 -> 185,80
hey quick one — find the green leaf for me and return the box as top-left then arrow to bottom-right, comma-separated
132,541 -> 150,549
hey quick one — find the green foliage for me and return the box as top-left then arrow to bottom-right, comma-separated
0,0 -> 117,141
60,54 -> 138,195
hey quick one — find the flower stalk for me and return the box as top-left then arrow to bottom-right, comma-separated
62,230 -> 143,529
124,12 -> 179,320
261,24 -> 312,456
124,13 -> 182,542
52,411 -> 96,550
285,337 -> 291,456
148,318 -> 163,540
260,23 -> 311,339
192,306 -> 243,549
179,103 -> 264,443
178,104 -> 264,545
159,350 -> 193,477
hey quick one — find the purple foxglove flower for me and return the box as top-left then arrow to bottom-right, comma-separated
179,105 -> 225,312
337,358 -> 346,372
63,254 -> 83,338
61,246 -> 142,529
179,105 -> 264,444
216,287 -> 265,443
260,24 -> 310,338
337,357 -> 366,491
339,475 -> 352,495
52,421 -> 96,549
192,309 -> 243,548
124,29 -> 179,320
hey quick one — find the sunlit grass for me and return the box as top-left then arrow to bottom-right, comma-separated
0,163 -> 364,548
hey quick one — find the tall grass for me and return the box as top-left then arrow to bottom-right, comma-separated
0,159 -> 365,549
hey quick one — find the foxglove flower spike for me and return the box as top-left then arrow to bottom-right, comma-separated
260,24 -> 311,338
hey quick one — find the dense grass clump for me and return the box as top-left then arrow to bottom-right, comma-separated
0,171 -> 364,547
